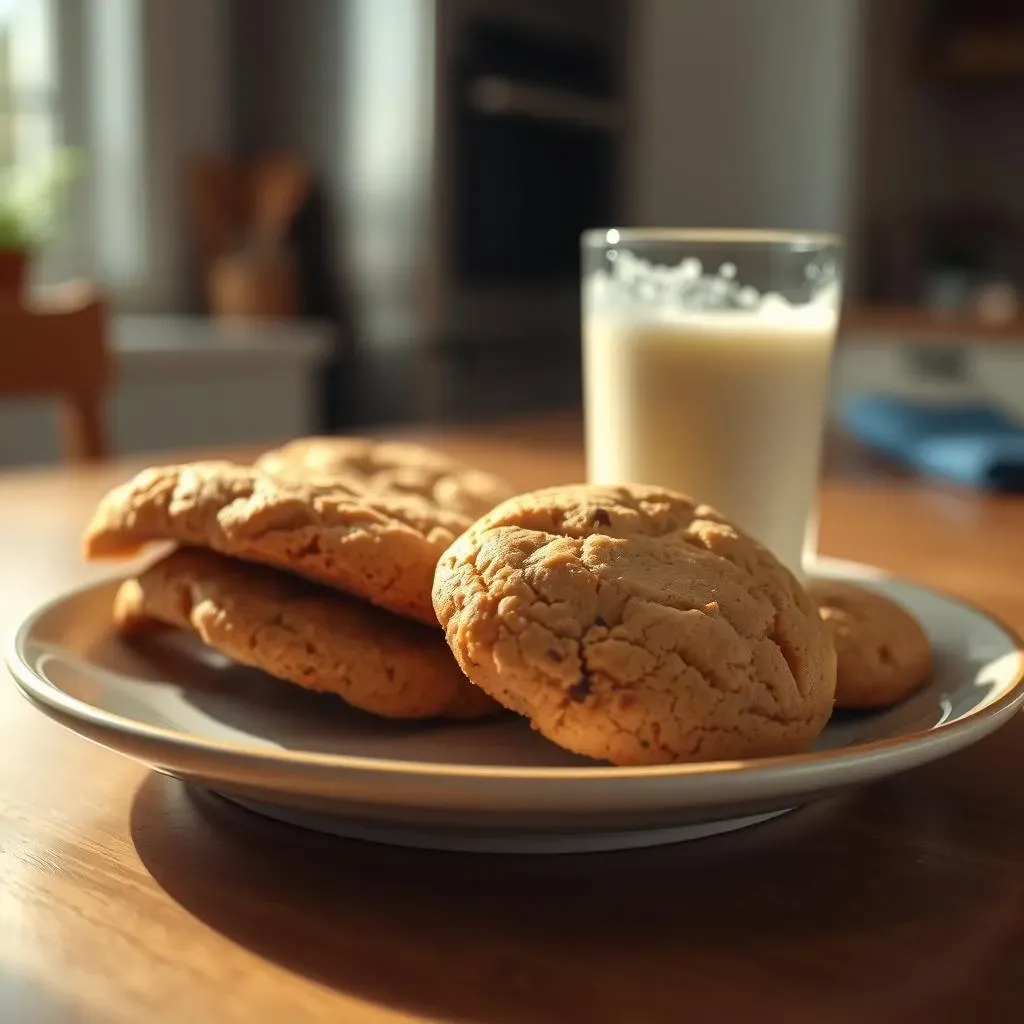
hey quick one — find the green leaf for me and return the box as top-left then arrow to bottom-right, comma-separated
0,147 -> 84,246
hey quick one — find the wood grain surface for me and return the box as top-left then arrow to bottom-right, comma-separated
2,415 -> 1024,1023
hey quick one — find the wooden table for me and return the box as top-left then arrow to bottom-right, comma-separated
2,416 -> 1024,1023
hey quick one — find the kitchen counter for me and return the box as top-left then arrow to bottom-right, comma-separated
842,306 -> 1024,343
0,316 -> 334,467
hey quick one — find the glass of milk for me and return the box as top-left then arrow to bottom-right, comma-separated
582,229 -> 843,579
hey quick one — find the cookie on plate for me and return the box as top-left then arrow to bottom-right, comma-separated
807,579 -> 932,709
115,548 -> 496,719
256,437 -> 513,519
432,483 -> 837,765
83,461 -> 469,624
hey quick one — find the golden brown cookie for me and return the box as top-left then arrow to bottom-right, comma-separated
114,548 -> 496,719
433,484 -> 837,765
83,461 -> 469,624
808,580 -> 932,709
256,437 -> 513,519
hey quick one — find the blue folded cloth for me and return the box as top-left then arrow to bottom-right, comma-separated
840,394 -> 1024,491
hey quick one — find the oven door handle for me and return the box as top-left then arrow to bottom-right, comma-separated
467,76 -> 622,132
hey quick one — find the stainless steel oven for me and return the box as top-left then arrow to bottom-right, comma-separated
435,0 -> 628,348
454,22 -> 620,287
338,0 -> 629,353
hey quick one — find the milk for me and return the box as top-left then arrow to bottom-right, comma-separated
583,307 -> 836,577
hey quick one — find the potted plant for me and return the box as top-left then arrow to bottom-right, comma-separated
0,148 -> 80,296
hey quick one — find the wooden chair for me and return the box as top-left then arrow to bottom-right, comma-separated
0,288 -> 112,463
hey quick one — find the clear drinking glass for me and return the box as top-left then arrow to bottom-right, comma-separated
581,229 -> 843,578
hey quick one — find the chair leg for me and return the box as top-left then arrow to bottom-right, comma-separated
60,395 -> 108,463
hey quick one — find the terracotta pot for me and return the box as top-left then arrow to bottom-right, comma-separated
207,248 -> 297,320
0,248 -> 28,296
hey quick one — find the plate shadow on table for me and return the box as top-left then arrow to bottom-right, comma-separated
128,764 -> 1024,1024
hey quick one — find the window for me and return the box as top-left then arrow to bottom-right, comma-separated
2,0 -> 227,308
0,0 -> 58,171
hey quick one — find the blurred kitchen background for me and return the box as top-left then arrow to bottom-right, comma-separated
3,0 -> 1024,467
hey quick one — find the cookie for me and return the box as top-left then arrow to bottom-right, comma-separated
256,437 -> 513,519
83,461 -> 469,624
114,548 -> 496,719
432,483 -> 836,765
808,580 -> 932,709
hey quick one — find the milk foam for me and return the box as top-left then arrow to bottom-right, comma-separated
585,250 -> 840,328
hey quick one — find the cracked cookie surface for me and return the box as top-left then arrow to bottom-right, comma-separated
256,437 -> 513,519
808,580 -> 932,709
115,548 -> 496,719
83,461 -> 469,624
433,483 -> 837,765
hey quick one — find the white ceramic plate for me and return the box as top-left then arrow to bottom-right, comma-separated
6,558 -> 1024,853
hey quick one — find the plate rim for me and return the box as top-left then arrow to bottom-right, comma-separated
6,560 -> 1024,783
